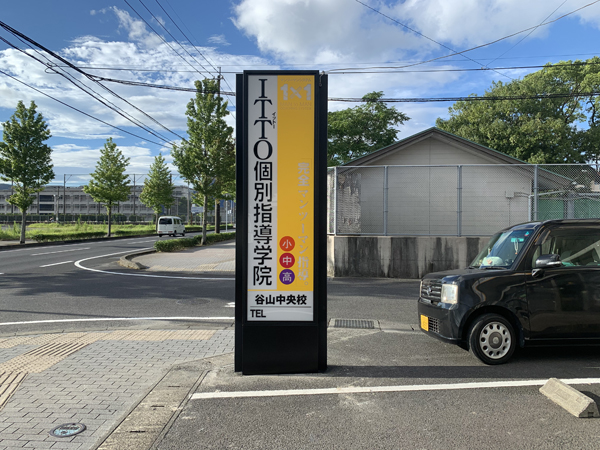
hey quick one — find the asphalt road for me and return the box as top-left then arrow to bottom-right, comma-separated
0,236 -> 421,337
0,233 -> 237,335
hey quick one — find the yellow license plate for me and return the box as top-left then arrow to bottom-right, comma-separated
420,315 -> 429,331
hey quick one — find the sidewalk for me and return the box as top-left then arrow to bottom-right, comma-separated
0,241 -> 236,450
131,241 -> 235,273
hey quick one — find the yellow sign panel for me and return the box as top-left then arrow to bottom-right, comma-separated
276,76 -> 314,292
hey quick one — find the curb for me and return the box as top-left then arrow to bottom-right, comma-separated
540,378 -> 600,418
93,353 -> 234,450
118,249 -> 156,270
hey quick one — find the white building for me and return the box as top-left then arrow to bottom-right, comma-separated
0,184 -> 194,222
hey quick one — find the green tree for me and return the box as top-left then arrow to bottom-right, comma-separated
139,153 -> 175,224
327,91 -> 410,166
436,58 -> 600,164
84,138 -> 130,237
172,79 -> 235,244
0,101 -> 54,243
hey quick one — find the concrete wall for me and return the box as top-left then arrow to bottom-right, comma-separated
327,235 -> 487,279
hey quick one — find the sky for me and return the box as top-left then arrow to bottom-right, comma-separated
1,0 -> 600,187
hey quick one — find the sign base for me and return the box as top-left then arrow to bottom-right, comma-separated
241,325 -> 320,375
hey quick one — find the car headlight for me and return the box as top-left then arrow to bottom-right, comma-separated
440,284 -> 458,304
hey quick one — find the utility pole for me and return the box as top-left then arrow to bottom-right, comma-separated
215,67 -> 222,234
133,174 -> 136,220
187,182 -> 191,225
63,174 -> 66,223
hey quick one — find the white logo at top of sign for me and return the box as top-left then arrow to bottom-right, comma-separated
280,84 -> 312,101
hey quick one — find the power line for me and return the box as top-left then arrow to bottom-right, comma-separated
331,92 -> 600,103
486,0 -> 568,68
122,0 -> 210,77
152,0 -> 237,117
137,0 -> 213,75
0,35 -> 174,145
90,74 -> 600,103
0,68 -> 172,148
353,0 -> 514,81
0,19 -> 185,142
153,0 -> 217,74
333,0 -> 600,73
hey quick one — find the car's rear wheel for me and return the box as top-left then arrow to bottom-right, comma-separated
468,314 -> 516,365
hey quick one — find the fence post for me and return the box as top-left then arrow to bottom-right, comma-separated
334,166 -> 338,235
533,165 -> 539,221
383,166 -> 389,236
457,165 -> 462,237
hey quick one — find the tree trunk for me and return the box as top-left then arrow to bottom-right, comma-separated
215,199 -> 221,234
202,195 -> 208,245
107,206 -> 112,237
20,209 -> 26,244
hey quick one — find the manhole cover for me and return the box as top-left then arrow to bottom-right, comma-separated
49,423 -> 86,438
331,319 -> 377,329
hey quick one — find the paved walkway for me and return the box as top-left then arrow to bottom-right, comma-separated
133,241 -> 235,273
0,330 -> 234,449
0,240 -> 236,449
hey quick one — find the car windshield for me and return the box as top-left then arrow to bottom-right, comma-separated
471,228 -> 534,269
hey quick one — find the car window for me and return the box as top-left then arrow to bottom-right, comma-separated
471,228 -> 534,269
535,227 -> 600,267
159,218 -> 172,225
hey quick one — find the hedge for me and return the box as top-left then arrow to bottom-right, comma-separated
154,232 -> 235,252
32,231 -> 107,242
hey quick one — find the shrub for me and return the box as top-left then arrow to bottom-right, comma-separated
153,232 -> 235,252
205,232 -> 236,244
31,231 -> 106,242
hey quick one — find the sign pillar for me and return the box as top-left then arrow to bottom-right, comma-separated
235,70 -> 327,375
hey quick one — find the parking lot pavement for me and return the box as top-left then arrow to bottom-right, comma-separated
154,326 -> 600,450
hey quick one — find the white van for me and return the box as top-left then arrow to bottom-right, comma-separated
157,216 -> 185,237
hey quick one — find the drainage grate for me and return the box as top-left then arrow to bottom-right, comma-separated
331,319 -> 377,329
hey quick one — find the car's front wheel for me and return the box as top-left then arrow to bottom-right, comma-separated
468,314 -> 516,365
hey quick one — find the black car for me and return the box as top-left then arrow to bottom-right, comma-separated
418,219 -> 600,364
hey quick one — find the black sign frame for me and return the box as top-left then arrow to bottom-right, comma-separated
235,71 -> 327,375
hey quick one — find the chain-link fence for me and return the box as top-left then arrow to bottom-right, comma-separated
328,164 -> 600,236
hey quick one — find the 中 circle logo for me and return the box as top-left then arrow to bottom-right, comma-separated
279,253 -> 295,268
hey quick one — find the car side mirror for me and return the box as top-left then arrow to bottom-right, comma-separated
535,254 -> 562,269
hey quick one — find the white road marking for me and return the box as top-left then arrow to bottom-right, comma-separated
39,261 -> 74,268
0,316 -> 235,326
225,302 -> 235,308
32,247 -> 90,256
0,243 -> 90,254
0,236 -> 160,254
74,250 -> 235,281
190,378 -> 600,400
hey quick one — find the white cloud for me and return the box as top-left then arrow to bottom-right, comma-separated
208,34 -> 231,46
232,0 -> 599,65
233,0 -> 426,64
